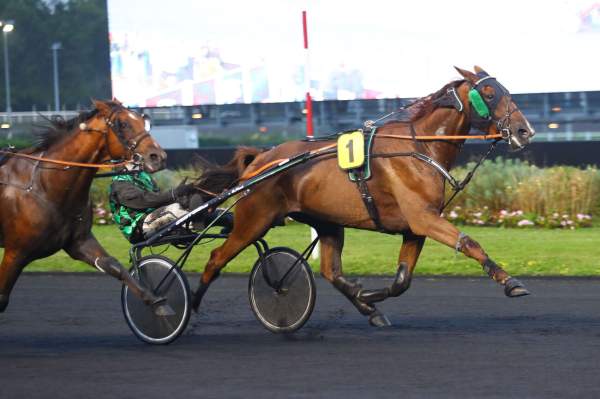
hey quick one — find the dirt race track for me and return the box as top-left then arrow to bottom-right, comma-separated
1,274 -> 600,398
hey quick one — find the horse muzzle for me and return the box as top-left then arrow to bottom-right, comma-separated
504,125 -> 534,151
141,149 -> 167,172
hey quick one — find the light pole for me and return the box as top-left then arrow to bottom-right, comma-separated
1,20 -> 14,115
51,42 -> 62,112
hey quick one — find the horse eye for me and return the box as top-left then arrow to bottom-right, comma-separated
486,94 -> 494,100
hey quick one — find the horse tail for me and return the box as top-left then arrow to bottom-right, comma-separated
193,146 -> 263,195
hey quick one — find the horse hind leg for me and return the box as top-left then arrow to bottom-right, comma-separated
192,195 -> 283,311
315,223 -> 391,327
0,249 -> 29,312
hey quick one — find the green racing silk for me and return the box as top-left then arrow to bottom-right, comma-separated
109,171 -> 157,240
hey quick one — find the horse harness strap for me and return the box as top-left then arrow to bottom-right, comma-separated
0,145 -> 16,167
0,151 -> 45,192
241,80 -> 503,232
432,87 -> 464,112
341,120 -> 495,232
345,128 -> 389,233
369,138 -> 499,211
354,169 -> 387,233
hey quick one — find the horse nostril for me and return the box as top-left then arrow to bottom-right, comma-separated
150,153 -> 159,162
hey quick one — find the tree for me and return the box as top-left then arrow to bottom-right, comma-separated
0,0 -> 111,111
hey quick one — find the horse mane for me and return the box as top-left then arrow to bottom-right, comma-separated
386,79 -> 465,125
33,100 -> 123,150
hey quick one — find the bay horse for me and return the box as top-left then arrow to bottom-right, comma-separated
192,66 -> 535,326
0,100 -> 171,315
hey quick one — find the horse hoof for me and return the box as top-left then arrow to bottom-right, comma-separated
153,303 -> 176,317
369,312 -> 392,327
504,278 -> 530,298
191,291 -> 202,313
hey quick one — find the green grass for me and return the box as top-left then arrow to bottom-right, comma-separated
6,224 -> 600,276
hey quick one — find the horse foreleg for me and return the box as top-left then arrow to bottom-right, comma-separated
316,223 -> 390,327
357,234 -> 425,304
408,213 -> 529,297
64,235 -> 175,315
0,249 -> 28,312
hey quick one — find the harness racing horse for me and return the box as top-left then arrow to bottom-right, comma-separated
0,100 -> 170,315
192,66 -> 536,327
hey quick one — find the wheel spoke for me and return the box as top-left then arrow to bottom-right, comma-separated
122,256 -> 191,345
249,247 -> 316,333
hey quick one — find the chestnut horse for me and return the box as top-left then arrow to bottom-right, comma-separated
0,100 -> 170,314
192,66 -> 536,327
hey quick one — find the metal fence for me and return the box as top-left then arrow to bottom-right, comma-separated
2,91 -> 600,142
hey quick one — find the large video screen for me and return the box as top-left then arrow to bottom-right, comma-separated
108,0 -> 600,107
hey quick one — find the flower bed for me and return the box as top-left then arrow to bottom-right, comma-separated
442,206 -> 593,229
88,159 -> 600,228
444,158 -> 599,229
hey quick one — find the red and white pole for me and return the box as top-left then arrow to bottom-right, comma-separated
303,10 -> 319,258
302,10 -> 314,139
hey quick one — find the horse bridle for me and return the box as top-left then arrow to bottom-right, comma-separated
468,74 -> 522,148
81,108 -> 152,165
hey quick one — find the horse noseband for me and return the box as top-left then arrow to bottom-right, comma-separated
127,131 -> 151,152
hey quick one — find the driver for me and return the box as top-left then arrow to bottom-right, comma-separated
109,165 -> 232,243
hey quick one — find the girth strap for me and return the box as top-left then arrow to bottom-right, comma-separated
353,169 -> 386,233
347,127 -> 388,233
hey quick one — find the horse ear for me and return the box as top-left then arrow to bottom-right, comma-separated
473,65 -> 490,76
454,66 -> 478,83
93,99 -> 112,115
112,97 -> 123,106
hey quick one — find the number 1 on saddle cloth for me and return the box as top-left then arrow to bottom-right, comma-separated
337,130 -> 365,170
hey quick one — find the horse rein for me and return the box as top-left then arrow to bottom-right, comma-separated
240,88 -> 505,182
239,79 -> 513,230
0,151 -> 130,169
239,131 -> 502,182
360,77 -> 515,143
0,108 -> 150,170
376,132 -> 501,141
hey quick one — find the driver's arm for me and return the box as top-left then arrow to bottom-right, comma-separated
111,181 -> 176,209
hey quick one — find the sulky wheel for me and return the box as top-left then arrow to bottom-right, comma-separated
122,255 -> 191,345
249,247 -> 316,333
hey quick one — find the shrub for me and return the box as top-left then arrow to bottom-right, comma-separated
446,158 -> 599,228
88,159 -> 600,228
